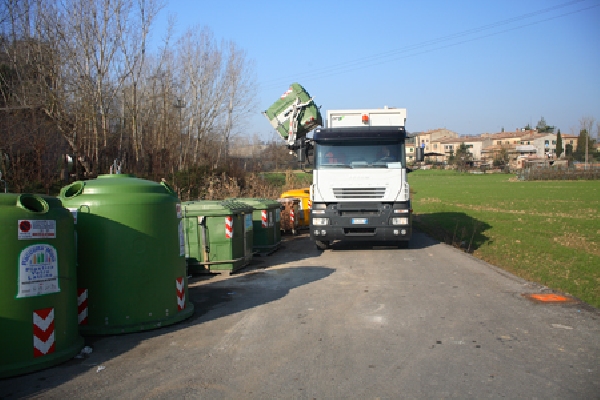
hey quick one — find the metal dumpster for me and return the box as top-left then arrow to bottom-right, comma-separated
230,198 -> 281,254
0,193 -> 83,378
280,188 -> 310,228
59,174 -> 194,335
182,200 -> 253,275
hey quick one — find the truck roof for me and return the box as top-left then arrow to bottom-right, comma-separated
313,126 -> 407,142
327,108 -> 406,128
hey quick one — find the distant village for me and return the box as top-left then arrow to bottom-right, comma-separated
406,123 -> 599,170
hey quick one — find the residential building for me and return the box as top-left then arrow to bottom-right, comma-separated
415,128 -> 459,153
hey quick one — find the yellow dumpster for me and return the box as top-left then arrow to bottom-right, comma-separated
280,188 -> 310,228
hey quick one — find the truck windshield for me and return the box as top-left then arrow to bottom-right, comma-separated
315,141 -> 405,169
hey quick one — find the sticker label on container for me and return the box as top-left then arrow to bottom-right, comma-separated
176,203 -> 182,219
17,244 -> 60,298
18,220 -> 56,240
68,208 -> 78,224
245,214 -> 253,231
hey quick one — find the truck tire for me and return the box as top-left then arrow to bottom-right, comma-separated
315,240 -> 330,250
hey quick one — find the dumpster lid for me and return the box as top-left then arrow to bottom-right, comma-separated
280,188 -> 310,198
227,197 -> 280,208
182,200 -> 252,216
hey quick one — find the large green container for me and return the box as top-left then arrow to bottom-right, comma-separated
182,200 -> 253,274
59,175 -> 194,335
230,198 -> 281,254
263,82 -> 323,141
0,193 -> 83,378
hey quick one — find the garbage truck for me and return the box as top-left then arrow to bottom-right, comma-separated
263,83 -> 424,250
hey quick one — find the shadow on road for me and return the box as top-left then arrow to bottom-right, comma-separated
0,234 -> 331,398
414,212 -> 492,253
187,266 -> 334,324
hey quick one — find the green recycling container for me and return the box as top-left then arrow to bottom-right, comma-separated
182,200 -> 253,274
263,83 -> 323,141
59,175 -> 194,335
230,198 -> 281,254
0,193 -> 83,378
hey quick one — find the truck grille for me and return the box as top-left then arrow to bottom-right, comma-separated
333,187 -> 386,199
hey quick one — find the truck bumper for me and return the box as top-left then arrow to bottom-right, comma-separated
311,224 -> 412,242
309,201 -> 412,243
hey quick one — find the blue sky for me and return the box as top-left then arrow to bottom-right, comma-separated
151,0 -> 600,139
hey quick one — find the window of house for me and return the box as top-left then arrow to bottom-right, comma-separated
434,144 -> 437,149
545,140 -> 549,145
552,140 -> 556,145
497,141 -> 501,145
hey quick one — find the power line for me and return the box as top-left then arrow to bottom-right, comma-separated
258,0 -> 597,92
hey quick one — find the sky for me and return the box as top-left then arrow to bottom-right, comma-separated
150,0 -> 600,139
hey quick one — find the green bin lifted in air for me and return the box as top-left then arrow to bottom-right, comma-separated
230,198 -> 282,255
182,200 -> 253,275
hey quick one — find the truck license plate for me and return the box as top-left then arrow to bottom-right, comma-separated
352,218 -> 368,225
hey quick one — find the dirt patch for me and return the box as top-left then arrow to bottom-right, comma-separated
553,233 -> 600,257
451,203 -> 599,220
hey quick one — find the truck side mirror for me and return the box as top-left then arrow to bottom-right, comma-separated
296,138 -> 306,163
415,147 -> 424,162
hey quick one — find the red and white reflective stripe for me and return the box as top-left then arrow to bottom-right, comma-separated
290,209 -> 295,223
307,199 -> 312,209
77,288 -> 88,325
176,277 -> 185,311
280,87 -> 293,99
261,210 -> 268,228
225,216 -> 233,238
33,308 -> 55,357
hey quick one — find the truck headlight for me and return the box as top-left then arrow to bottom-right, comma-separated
393,209 -> 409,214
313,218 -> 329,226
391,217 -> 409,225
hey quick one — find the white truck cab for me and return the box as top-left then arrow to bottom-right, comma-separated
310,108 -> 423,250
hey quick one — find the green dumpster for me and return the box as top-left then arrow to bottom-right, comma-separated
59,174 -> 194,335
182,200 -> 253,275
230,198 -> 281,254
0,193 -> 83,378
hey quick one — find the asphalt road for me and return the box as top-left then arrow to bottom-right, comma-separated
1,231 -> 599,399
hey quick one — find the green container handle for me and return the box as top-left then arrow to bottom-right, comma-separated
60,181 -> 85,199
17,193 -> 49,214
160,180 -> 177,197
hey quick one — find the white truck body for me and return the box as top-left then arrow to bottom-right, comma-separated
310,107 -> 415,249
327,108 -> 407,128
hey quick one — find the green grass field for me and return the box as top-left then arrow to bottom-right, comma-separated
409,169 -> 600,308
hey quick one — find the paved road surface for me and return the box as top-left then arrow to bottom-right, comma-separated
1,231 -> 599,398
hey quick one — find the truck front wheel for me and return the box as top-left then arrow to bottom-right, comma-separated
315,240 -> 330,250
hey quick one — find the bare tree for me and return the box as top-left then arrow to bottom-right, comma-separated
579,116 -> 596,169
